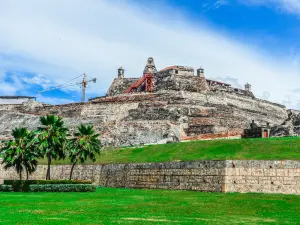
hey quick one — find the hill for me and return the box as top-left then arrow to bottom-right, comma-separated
41,137 -> 300,165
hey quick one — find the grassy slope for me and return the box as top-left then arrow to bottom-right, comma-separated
41,137 -> 300,165
0,188 -> 299,225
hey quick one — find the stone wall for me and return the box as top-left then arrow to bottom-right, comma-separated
106,78 -> 139,96
224,160 -> 300,194
271,109 -> 300,137
1,160 -> 299,194
155,72 -> 206,93
0,91 -> 288,146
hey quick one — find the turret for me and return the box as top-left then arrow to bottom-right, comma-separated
143,57 -> 157,74
197,67 -> 204,77
118,67 -> 125,79
196,67 -> 210,91
245,83 -> 251,92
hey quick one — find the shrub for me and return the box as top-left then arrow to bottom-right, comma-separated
3,180 -> 30,192
0,185 -> 12,192
29,184 -> 97,192
3,180 -> 92,192
31,180 -> 93,185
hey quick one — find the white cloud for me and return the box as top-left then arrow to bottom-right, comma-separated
0,84 -> 18,96
0,71 -> 22,95
202,0 -> 228,11
20,74 -> 55,90
35,94 -> 75,105
242,0 -> 300,15
0,0 -> 299,108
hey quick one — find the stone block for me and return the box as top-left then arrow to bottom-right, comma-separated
239,168 -> 252,176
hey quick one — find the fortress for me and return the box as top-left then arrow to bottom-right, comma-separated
0,57 -> 299,146
0,57 -> 300,195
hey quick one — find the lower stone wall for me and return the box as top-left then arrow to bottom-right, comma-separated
98,161 -> 225,192
225,161 -> 300,194
0,160 -> 299,194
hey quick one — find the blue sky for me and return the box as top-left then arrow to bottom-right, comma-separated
0,0 -> 300,107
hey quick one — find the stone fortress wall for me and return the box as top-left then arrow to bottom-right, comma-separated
0,160 -> 299,195
0,89 -> 289,147
0,57 -> 297,146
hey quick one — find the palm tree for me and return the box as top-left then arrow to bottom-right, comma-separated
37,115 -> 69,180
68,124 -> 101,180
0,128 -> 39,180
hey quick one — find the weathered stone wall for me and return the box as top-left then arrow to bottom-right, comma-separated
0,160 -> 299,194
0,91 -> 288,146
224,160 -> 300,194
155,72 -> 205,93
106,78 -> 139,96
271,109 -> 300,137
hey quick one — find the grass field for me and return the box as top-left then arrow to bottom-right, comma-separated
40,137 -> 300,165
0,187 -> 299,224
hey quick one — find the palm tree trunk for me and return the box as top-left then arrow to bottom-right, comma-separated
25,167 -> 29,181
69,161 -> 77,180
19,172 -> 22,181
46,154 -> 51,180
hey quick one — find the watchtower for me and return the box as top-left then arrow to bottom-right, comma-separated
197,67 -> 204,77
118,67 -> 125,79
143,57 -> 157,74
245,83 -> 251,92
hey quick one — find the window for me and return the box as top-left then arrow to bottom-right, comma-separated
175,70 -> 178,74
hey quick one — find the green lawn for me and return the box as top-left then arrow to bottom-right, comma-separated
0,188 -> 299,224
40,137 -> 300,165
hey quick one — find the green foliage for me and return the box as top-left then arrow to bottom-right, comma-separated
68,124 -> 101,179
0,185 -> 12,192
29,184 -> 97,192
27,180 -> 92,185
0,114 -> 102,183
3,180 -> 30,192
4,179 -> 92,185
0,127 -> 39,180
37,115 -> 69,180
3,180 -> 93,192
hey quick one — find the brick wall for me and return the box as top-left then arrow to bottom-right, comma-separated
0,160 -> 299,194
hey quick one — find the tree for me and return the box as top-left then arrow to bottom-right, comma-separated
0,128 -> 39,181
37,115 -> 68,180
68,124 -> 101,180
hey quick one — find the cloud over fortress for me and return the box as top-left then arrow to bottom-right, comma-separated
0,0 -> 299,108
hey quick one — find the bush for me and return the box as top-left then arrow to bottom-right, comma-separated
29,184 -> 97,192
4,180 -> 92,185
0,185 -> 12,192
3,180 -> 92,192
3,181 -> 30,192
32,180 -> 93,185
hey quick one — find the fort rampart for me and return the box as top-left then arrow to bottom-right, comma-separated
1,160 -> 299,194
0,91 -> 289,146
